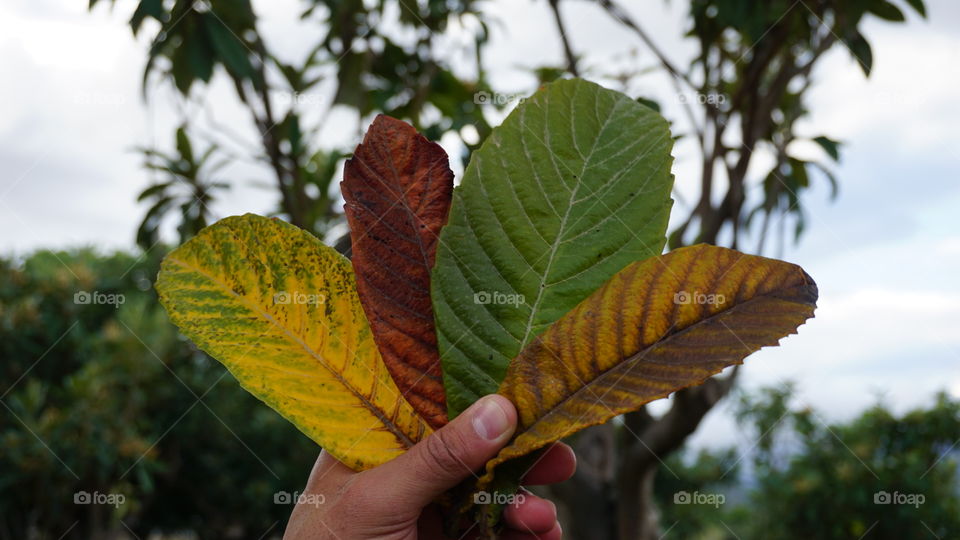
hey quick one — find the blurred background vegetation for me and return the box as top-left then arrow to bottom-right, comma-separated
2,0 -> 956,538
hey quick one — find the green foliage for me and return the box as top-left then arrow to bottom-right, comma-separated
136,126 -> 229,250
90,0 -> 924,257
669,0 -> 924,250
654,449 -> 740,539
735,388 -> 960,539
654,385 -> 960,539
89,0 -> 493,243
0,249 -> 317,539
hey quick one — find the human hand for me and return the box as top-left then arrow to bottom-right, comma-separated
283,394 -> 575,539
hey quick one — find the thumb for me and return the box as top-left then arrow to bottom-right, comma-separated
363,394 -> 517,509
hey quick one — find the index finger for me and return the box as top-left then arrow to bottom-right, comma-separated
520,443 -> 576,486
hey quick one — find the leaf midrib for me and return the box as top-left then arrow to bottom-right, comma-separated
359,132 -> 435,274
517,91 -> 620,347
509,284 -> 811,446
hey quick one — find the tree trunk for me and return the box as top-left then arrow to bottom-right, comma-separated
617,459 -> 659,539
550,372 -> 739,539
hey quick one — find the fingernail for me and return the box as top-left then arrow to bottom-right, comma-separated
471,396 -> 511,441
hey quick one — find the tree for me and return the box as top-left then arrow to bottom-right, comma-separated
0,249 -> 320,539
90,0 -> 493,250
731,387 -> 960,539
89,0 -> 925,537
532,2 -> 925,538
666,385 -> 960,539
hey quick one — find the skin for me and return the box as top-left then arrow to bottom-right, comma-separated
284,395 -> 576,539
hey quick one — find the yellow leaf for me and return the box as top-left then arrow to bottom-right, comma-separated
155,214 -> 432,470
481,244 -> 817,485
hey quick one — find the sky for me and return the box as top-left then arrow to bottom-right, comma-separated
0,0 -> 958,451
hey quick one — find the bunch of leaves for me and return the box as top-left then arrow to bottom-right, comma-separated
652,447 -> 740,539
89,0 -> 492,242
135,126 -> 229,250
661,0 -> 927,251
723,386 -> 960,539
739,389 -> 960,539
155,78 -> 818,536
643,385 -> 960,540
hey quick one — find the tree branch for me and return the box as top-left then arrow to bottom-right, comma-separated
548,0 -> 580,77
630,367 -> 741,469
595,0 -> 705,148
596,0 -> 692,87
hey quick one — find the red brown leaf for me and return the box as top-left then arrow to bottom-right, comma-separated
341,114 -> 453,428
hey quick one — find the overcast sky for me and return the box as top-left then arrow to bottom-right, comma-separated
1,0 -> 958,451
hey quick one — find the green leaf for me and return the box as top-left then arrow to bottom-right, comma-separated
635,96 -> 662,112
789,157 -> 810,188
129,0 -> 165,35
206,17 -> 254,81
810,161 -> 840,200
182,29 -> 215,85
903,0 -> 927,17
137,181 -> 172,202
432,78 -> 675,416
175,127 -> 194,164
870,1 -> 906,21
844,33 -> 874,76
812,135 -> 841,161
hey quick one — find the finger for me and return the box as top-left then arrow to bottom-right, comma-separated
500,522 -> 562,540
499,532 -> 542,540
502,490 -> 558,534
360,394 -> 517,508
521,443 -> 576,486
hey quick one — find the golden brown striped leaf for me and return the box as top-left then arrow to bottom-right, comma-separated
480,243 -> 817,486
155,214 -> 432,471
342,114 -> 454,429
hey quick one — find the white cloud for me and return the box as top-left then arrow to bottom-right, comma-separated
802,25 -> 960,155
